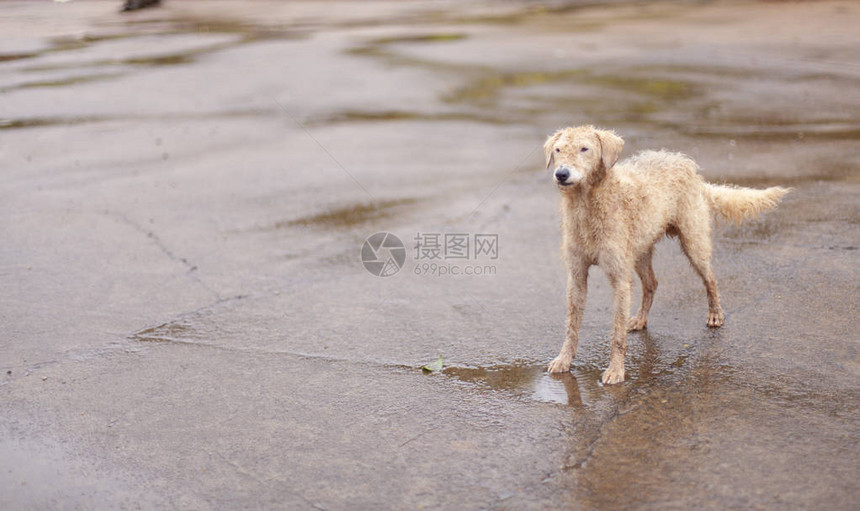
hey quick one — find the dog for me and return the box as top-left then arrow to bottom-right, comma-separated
544,125 -> 789,384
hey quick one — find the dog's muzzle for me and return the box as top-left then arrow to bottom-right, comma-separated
554,165 -> 582,186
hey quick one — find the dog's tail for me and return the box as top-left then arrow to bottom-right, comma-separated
704,183 -> 791,224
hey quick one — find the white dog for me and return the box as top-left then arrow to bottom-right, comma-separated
545,125 -> 789,384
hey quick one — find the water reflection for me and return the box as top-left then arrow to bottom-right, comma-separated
536,372 -> 584,407
443,363 -> 596,407
439,331 -> 699,407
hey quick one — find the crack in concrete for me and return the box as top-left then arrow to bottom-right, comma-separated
99,209 -> 221,299
132,330 -> 419,373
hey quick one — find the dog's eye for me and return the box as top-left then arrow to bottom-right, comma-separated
555,148 -> 560,153
580,147 -> 588,152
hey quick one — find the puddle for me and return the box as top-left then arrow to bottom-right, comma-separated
0,116 -> 106,130
446,69 -> 695,106
16,37 -> 264,76
434,331 -> 703,407
344,44 -> 474,74
677,122 -> 860,142
0,109 -> 276,131
367,33 -> 467,45
344,30 -> 483,74
346,35 -> 699,124
120,54 -> 196,66
307,109 -> 509,126
2,16 -> 307,87
345,25 -> 696,121
344,28 -> 854,145
448,4 -> 596,27
131,321 -> 200,343
444,70 -> 583,104
584,74 -> 694,101
19,53 -> 197,72
276,198 -> 420,230
6,73 -> 124,92
442,363 -> 602,406
151,18 -> 306,42
346,36 -> 697,118
450,1 -> 684,28
47,34 -> 129,53
630,64 -> 768,81
0,53 -> 38,62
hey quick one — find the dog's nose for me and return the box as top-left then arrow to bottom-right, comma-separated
555,167 -> 570,182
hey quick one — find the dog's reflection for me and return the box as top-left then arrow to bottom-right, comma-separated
444,364 -> 587,407
536,371 -> 584,407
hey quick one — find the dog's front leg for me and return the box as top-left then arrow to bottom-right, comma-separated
602,269 -> 632,384
548,257 -> 589,373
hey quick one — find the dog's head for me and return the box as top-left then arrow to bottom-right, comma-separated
544,125 -> 624,188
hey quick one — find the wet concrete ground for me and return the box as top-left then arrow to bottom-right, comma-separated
1,0 -> 858,508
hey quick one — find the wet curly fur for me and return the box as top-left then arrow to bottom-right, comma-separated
544,125 -> 790,384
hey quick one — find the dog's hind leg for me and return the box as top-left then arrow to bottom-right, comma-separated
548,256 -> 589,373
678,223 -> 725,327
628,247 -> 657,331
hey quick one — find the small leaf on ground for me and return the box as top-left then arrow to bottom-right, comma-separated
421,356 -> 444,373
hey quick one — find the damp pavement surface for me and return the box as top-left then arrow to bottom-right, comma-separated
1,0 -> 859,508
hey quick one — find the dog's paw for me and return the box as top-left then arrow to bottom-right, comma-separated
707,310 -> 725,328
547,355 -> 572,374
627,315 -> 647,331
601,365 -> 625,385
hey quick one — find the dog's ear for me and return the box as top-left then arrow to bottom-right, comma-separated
543,130 -> 563,169
596,129 -> 624,170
